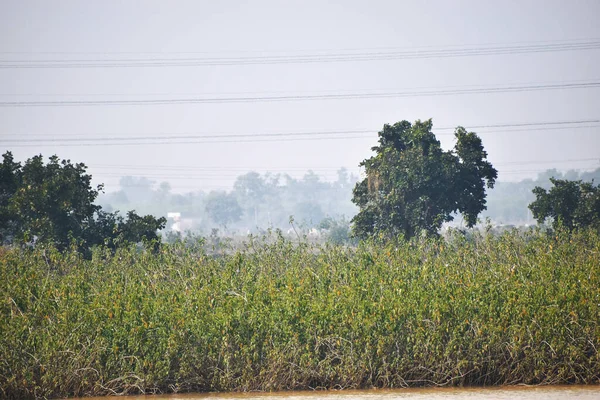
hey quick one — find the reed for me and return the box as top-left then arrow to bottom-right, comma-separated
1,228 -> 598,398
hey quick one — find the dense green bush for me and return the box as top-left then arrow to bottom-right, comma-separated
1,228 -> 599,398
0,152 -> 166,256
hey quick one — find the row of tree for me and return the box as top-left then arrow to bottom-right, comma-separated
98,169 -> 358,233
2,118 -> 598,254
97,145 -> 600,237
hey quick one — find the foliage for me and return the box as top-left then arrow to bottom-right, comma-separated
86,210 -> 167,251
0,153 -> 102,248
1,228 -> 599,398
480,167 -> 600,226
294,201 -> 325,225
351,120 -> 497,239
96,167 -> 600,233
205,191 -> 242,228
0,152 -> 166,253
0,152 -> 23,243
99,168 -> 359,234
318,216 -> 354,245
529,178 -> 600,230
233,172 -> 268,226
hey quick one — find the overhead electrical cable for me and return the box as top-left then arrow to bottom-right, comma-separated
2,134 -> 374,147
4,126 -> 599,147
92,165 -> 600,181
0,81 -> 598,107
2,120 -> 599,147
2,119 -> 597,142
1,39 -> 599,68
3,78 -> 597,98
86,158 -> 599,173
95,165 -> 600,190
2,37 -> 597,55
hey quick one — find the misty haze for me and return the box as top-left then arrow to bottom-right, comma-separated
1,1 -> 599,399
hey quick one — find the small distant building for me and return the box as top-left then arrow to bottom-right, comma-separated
167,212 -> 181,232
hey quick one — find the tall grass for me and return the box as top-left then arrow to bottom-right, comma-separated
1,228 -> 599,398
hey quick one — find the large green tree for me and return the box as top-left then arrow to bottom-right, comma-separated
0,152 -> 166,252
2,153 -> 102,247
529,178 -> 600,230
351,119 -> 497,239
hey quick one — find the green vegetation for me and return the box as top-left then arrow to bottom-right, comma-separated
482,168 -> 600,225
95,166 -> 600,233
99,168 -> 358,235
2,144 -> 599,399
205,191 -> 243,228
0,152 -> 166,255
352,120 -> 497,239
529,178 -> 600,231
1,228 -> 598,398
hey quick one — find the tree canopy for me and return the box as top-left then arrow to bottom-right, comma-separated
529,178 -> 600,231
0,152 -> 166,253
351,119 -> 497,239
205,191 -> 242,228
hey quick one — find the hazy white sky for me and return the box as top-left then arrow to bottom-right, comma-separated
1,0 -> 599,192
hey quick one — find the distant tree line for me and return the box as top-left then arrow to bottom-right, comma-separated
3,120 -> 598,255
98,169 -> 358,235
95,123 -> 600,239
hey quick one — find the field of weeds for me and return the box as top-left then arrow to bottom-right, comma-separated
1,228 -> 599,398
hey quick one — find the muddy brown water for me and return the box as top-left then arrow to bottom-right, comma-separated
73,386 -> 600,400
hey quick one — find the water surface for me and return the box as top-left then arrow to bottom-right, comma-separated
76,386 -> 600,400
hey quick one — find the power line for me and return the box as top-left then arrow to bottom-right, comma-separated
96,165 -> 600,192
102,183 -> 233,190
93,165 -> 350,172
2,119 -> 598,143
95,168 -> 600,181
2,129 -> 370,142
3,78 -> 596,98
92,171 -> 350,178
3,37 -> 598,55
87,158 -> 599,173
494,158 -> 599,166
2,134 -> 376,147
0,81 -> 598,107
1,39 -> 599,68
3,121 -> 599,148
499,167 -> 600,175
86,159 -> 600,185
4,127 -> 599,148
92,169 -> 354,177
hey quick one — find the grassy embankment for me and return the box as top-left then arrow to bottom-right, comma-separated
1,228 -> 599,399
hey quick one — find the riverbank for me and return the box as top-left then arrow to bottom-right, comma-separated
1,228 -> 599,398
70,385 -> 600,400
